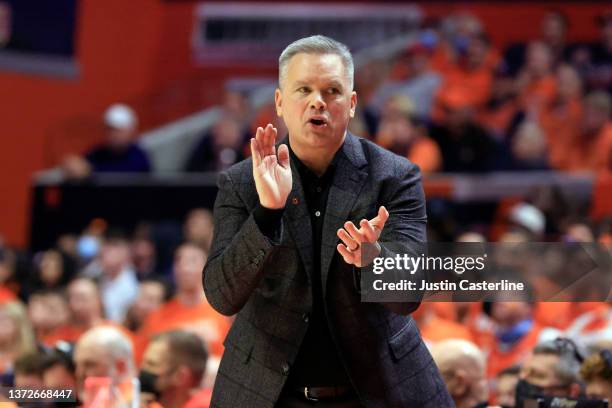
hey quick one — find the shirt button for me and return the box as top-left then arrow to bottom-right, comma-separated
315,211 -> 321,217
281,362 -> 290,375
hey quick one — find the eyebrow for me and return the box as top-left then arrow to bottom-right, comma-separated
293,80 -> 345,90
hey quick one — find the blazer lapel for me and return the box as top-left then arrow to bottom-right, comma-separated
320,134 -> 368,298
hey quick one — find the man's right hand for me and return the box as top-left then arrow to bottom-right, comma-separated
251,124 -> 292,209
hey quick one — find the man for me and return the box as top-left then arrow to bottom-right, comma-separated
431,340 -> 488,408
139,243 -> 230,362
62,103 -> 151,178
73,326 -> 136,405
516,337 -> 583,407
203,35 -> 452,407
140,330 -> 211,408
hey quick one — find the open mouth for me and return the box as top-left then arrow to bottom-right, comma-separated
308,118 -> 327,127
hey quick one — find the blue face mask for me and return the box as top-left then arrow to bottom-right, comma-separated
497,319 -> 533,344
76,235 -> 99,260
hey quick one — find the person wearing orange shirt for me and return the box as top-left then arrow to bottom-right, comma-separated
412,303 -> 474,345
483,301 -> 543,379
515,41 -> 558,116
563,91 -> 612,173
375,95 -> 442,173
139,243 -> 231,362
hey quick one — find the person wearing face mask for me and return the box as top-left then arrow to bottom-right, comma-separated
515,337 -> 584,408
139,330 -> 210,408
580,349 -> 612,404
431,339 -> 489,408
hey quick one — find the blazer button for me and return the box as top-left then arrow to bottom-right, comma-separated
281,362 -> 290,375
302,313 -> 309,323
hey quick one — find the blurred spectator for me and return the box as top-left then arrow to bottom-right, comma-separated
508,203 -> 546,240
27,290 -> 70,345
510,120 -> 549,170
0,302 -> 37,381
577,11 -> 612,93
431,339 -> 488,408
504,10 -> 571,76
557,91 -> 612,172
84,233 -> 139,323
0,1 -> 10,48
183,208 -> 214,252
41,347 -> 77,391
13,352 -> 44,388
185,113 -> 249,172
140,330 -> 210,408
251,101 -> 288,141
375,95 -> 442,173
139,243 -> 230,363
412,303 -> 474,345
434,33 -> 497,117
369,42 -> 442,121
495,366 -> 521,408
483,299 -> 542,378
24,250 -> 76,297
74,326 -> 135,399
515,41 -> 557,115
539,64 -> 584,170
62,104 -> 151,178
124,280 -> 167,332
516,337 -> 583,405
131,235 -> 159,280
429,93 -> 498,172
580,349 -> 612,403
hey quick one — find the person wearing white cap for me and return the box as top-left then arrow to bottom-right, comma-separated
62,103 -> 151,178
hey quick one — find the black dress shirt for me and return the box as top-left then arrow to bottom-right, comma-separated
253,145 -> 351,387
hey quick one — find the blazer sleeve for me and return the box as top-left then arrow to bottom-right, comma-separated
203,170 -> 283,316
376,159 -> 428,315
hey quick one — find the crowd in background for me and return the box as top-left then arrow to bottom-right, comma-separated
0,7 -> 611,408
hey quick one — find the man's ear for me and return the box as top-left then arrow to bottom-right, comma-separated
275,88 -> 283,117
349,91 -> 357,118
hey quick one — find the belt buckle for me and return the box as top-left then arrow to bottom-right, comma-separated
303,387 -> 319,402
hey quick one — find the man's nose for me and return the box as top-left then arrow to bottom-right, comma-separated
310,92 -> 326,111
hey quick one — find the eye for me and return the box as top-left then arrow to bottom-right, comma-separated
297,87 -> 310,94
327,88 -> 340,94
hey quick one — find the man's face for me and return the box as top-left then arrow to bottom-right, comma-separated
275,53 -> 356,154
586,378 -> 612,402
141,340 -> 176,395
74,341 -> 114,395
68,280 -> 101,321
520,353 -> 570,396
173,245 -> 206,293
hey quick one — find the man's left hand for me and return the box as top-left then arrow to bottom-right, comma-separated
336,206 -> 389,267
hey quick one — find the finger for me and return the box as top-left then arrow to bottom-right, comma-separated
278,144 -> 290,169
337,228 -> 359,250
264,124 -> 275,156
370,206 -> 390,230
250,138 -> 261,167
344,221 -> 365,243
359,219 -> 377,242
337,243 -> 356,264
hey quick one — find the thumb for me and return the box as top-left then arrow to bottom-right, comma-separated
278,144 -> 290,169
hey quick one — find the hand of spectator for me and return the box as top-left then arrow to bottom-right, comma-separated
61,154 -> 92,179
250,123 -> 292,209
336,206 -> 389,267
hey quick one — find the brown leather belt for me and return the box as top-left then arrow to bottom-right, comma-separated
295,386 -> 354,402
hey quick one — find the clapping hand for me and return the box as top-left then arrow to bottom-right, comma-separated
250,124 -> 292,209
337,206 -> 389,267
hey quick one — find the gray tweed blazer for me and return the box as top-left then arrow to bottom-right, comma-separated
203,133 -> 454,408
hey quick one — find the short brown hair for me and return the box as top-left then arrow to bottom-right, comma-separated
581,350 -> 612,382
154,330 -> 209,382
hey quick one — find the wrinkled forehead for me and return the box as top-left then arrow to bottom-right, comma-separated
283,53 -> 350,88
